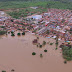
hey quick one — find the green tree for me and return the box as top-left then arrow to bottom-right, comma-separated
17,33 -> 21,36
22,32 -> 25,35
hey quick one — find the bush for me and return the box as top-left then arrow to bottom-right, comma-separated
17,33 -> 21,36
64,61 -> 67,64
11,31 -> 14,34
22,32 -> 25,35
0,26 -> 5,28
11,33 -> 15,36
32,52 -> 36,55
55,47 -> 58,50
8,32 -> 10,34
43,41 -> 46,45
50,43 -> 53,45
40,54 -> 43,58
55,42 -> 58,45
0,31 -> 6,35
62,45 -> 72,61
39,45 -> 42,48
44,49 -> 47,52
2,71 -> 6,72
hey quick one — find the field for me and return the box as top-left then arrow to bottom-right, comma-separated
0,1 -> 71,19
0,1 -> 72,10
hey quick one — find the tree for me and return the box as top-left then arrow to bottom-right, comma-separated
64,60 -> 67,64
11,19 -> 14,22
39,45 -> 42,48
17,33 -> 21,36
40,54 -> 43,58
43,41 -> 46,45
62,45 -> 72,61
70,28 -> 72,31
22,32 -> 25,35
11,33 -> 15,36
32,52 -> 36,55
50,43 -> 53,45
2,71 -> 6,72
44,49 -> 47,52
0,31 -> 6,35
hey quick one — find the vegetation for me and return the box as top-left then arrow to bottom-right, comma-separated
0,31 -> 6,35
7,7 -> 47,19
17,33 -> 21,36
0,26 -> 5,28
44,49 -> 47,52
0,0 -> 71,19
11,32 -> 15,36
0,0 -> 71,10
64,60 -> 67,64
55,38 -> 59,47
22,32 -> 25,35
55,47 -> 58,50
11,19 -> 14,22
32,52 -> 36,55
61,44 -> 72,61
40,54 -> 43,58
50,43 -> 53,45
2,71 -> 6,72
39,45 -> 42,48
11,31 -> 14,34
42,41 -> 46,45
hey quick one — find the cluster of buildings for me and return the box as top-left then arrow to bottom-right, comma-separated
0,9 -> 72,42
27,9 -> 72,42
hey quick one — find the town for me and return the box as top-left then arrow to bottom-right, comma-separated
0,0 -> 72,72
0,8 -> 72,42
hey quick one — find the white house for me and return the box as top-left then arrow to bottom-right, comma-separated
32,15 -> 42,20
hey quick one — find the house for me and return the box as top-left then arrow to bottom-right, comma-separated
32,15 -> 42,20
32,39 -> 38,44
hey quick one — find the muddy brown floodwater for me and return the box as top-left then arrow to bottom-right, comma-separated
0,32 -> 72,72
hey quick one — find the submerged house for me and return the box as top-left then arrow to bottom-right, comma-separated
32,39 -> 38,44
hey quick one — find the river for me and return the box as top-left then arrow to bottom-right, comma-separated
0,32 -> 72,72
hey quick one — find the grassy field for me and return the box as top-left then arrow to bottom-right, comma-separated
7,7 -> 47,18
0,1 -> 72,19
0,1 -> 72,10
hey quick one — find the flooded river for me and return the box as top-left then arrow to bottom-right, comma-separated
0,32 -> 72,72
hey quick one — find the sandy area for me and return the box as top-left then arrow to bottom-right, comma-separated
0,32 -> 72,72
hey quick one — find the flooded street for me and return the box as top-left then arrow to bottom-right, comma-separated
0,32 -> 72,72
